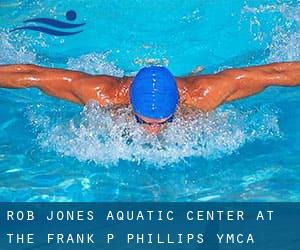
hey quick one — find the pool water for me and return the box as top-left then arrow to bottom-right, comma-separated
0,0 -> 299,201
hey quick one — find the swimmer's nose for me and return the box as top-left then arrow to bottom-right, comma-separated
143,124 -> 163,135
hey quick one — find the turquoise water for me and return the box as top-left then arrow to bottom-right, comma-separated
0,0 -> 299,201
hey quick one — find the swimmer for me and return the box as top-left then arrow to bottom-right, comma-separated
0,62 -> 300,134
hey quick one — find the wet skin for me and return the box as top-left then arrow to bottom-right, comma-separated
0,62 -> 300,133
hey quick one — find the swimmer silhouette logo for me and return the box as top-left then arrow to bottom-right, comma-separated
10,10 -> 85,36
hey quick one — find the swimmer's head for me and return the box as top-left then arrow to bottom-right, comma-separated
129,66 -> 179,131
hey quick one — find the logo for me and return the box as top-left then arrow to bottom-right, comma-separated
10,10 -> 85,36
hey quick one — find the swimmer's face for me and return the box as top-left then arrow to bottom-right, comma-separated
135,114 -> 171,135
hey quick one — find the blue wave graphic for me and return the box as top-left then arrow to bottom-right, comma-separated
10,10 -> 85,36
23,18 -> 85,28
10,26 -> 83,36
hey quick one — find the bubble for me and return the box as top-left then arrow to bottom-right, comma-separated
133,57 -> 169,67
26,101 -> 281,167
181,8 -> 201,23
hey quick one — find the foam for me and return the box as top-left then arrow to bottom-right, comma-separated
26,101 -> 281,166
67,51 -> 124,76
268,5 -> 300,62
0,31 -> 36,64
242,3 -> 300,62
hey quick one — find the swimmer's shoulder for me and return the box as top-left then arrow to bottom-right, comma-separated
176,75 -> 212,106
176,73 -> 236,112
72,75 -> 132,106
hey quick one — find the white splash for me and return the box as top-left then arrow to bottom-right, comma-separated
26,101 -> 281,166
67,51 -> 124,76
0,31 -> 36,64
268,4 -> 300,62
242,2 -> 300,62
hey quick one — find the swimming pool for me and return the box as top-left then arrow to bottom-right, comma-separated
0,0 -> 299,201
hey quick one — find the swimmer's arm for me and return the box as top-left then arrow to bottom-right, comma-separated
224,62 -> 300,101
183,62 -> 300,111
0,64 -> 129,105
0,64 -> 89,103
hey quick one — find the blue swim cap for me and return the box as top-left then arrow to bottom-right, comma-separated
130,66 -> 179,120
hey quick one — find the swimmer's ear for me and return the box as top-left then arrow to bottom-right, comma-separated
190,65 -> 204,76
